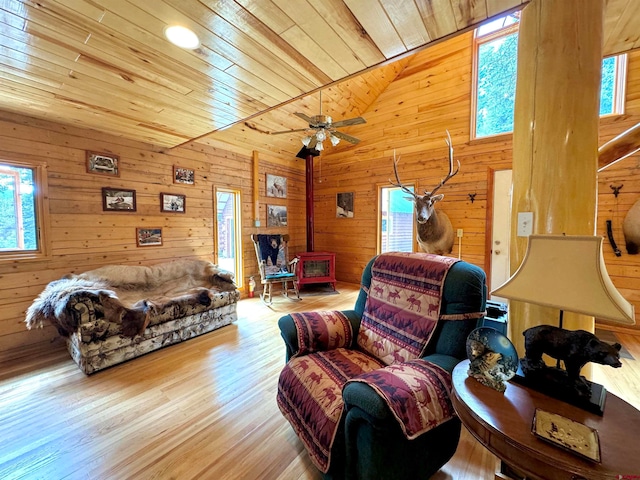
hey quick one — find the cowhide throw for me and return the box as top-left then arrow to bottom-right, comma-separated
26,259 -> 236,338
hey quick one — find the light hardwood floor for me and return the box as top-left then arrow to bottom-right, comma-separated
1,283 -> 639,480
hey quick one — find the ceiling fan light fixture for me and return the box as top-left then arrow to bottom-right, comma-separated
316,140 -> 324,151
301,136 -> 312,147
164,25 -> 200,49
330,134 -> 340,146
316,129 -> 326,142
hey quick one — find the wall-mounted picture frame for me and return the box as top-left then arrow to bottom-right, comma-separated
136,228 -> 163,247
267,205 -> 288,227
102,187 -> 136,211
87,151 -> 119,176
266,174 -> 287,198
160,192 -> 186,213
337,192 -> 354,218
174,166 -> 195,185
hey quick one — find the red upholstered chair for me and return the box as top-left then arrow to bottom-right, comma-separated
276,252 -> 487,480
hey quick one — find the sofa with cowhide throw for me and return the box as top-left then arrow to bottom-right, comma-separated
26,259 -> 240,374
277,252 -> 487,480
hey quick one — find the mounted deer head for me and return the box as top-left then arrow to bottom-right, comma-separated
390,131 -> 460,255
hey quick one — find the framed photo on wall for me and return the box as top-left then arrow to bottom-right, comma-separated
337,192 -> 354,218
266,174 -> 287,198
174,166 -> 195,185
136,228 -> 163,247
87,151 -> 119,176
267,205 -> 287,227
160,192 -> 186,213
102,187 -> 136,211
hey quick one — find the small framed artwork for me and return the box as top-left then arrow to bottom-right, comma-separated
267,205 -> 288,227
87,151 -> 119,176
102,187 -> 136,211
266,174 -> 287,198
136,228 -> 163,247
160,192 -> 186,213
174,166 -> 195,185
337,192 -> 354,218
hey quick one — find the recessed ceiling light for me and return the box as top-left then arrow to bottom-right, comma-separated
164,25 -> 200,49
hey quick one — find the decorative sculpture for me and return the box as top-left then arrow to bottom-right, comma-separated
520,325 -> 623,413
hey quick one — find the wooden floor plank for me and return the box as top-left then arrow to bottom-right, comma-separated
0,282 -> 638,479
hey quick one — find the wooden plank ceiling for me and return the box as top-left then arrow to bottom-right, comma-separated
0,0 -> 638,160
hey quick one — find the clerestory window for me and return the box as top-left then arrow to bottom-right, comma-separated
471,12 -> 627,140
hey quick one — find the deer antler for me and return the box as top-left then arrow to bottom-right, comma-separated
389,150 -> 417,197
428,130 -> 460,196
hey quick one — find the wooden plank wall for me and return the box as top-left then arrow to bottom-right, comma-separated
0,112 -> 305,358
313,32 -> 640,328
2,30 -> 639,358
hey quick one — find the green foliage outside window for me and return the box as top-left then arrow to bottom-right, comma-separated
600,56 -> 617,115
475,26 -> 623,138
476,33 -> 519,138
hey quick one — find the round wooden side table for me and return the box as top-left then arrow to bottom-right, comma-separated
451,359 -> 640,480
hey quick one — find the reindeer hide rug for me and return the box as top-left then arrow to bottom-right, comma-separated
26,259 -> 236,338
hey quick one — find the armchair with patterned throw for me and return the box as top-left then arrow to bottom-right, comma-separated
277,252 -> 487,480
251,234 -> 300,305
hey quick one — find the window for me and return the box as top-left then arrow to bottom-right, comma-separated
471,13 -> 627,140
378,185 -> 415,254
0,160 -> 49,260
215,187 -> 242,287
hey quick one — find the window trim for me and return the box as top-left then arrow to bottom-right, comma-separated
0,158 -> 51,262
601,53 -> 628,118
470,23 -> 520,142
470,20 -> 627,141
214,186 -> 243,288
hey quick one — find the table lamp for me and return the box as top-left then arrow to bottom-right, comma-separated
491,235 -> 635,414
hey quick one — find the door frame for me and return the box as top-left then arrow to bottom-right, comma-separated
214,186 -> 243,288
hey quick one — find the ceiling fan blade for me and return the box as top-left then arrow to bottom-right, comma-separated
294,112 -> 316,125
270,128 -> 309,135
331,130 -> 361,144
307,136 -> 318,149
331,117 -> 366,128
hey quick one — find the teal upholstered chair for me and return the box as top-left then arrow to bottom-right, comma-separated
277,253 -> 487,480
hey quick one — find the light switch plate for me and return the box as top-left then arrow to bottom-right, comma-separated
517,212 -> 533,237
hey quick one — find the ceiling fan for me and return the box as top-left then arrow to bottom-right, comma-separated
270,91 -> 366,151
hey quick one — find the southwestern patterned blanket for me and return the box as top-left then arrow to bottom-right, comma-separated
277,253 -> 463,473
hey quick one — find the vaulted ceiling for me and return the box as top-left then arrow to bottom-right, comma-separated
1,0 -> 639,160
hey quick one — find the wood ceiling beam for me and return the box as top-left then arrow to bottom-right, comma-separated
598,122 -> 640,171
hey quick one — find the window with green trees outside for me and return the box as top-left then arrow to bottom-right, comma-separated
0,162 -> 41,255
473,12 -> 627,139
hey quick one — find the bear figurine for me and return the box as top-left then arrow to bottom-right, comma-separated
521,325 -> 622,397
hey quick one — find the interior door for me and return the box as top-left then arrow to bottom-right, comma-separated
490,169 -> 512,301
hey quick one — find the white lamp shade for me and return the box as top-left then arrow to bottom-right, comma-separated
491,235 -> 635,325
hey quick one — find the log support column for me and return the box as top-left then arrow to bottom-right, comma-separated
509,0 -> 604,357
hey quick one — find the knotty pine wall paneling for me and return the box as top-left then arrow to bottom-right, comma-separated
0,112 -> 304,358
314,33 -> 640,328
